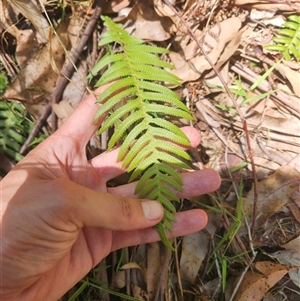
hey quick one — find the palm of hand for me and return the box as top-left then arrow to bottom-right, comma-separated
1,90 -> 220,301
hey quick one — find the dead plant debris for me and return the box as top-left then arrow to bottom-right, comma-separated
1,0 -> 299,300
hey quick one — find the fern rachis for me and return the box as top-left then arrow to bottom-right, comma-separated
89,16 -> 194,249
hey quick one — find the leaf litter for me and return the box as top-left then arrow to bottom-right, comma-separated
0,0 -> 300,300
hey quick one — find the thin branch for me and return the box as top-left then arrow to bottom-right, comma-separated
163,0 -> 259,235
20,3 -> 102,153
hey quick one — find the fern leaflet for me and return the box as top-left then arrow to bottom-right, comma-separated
265,15 -> 300,61
89,16 -> 195,249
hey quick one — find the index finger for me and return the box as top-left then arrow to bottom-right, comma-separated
57,86 -> 106,145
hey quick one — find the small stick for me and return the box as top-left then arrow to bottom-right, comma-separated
163,0 -> 259,235
51,4 -> 102,132
20,4 -> 102,153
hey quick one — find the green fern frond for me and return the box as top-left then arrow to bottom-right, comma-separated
90,16 -> 195,249
265,15 -> 300,61
0,101 -> 41,163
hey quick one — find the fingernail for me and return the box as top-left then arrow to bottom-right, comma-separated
141,201 -> 163,220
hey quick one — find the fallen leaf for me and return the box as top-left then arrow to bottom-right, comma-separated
287,154 -> 300,173
281,236 -> 300,253
100,0 -> 130,13
270,249 -> 300,288
234,262 -> 291,301
255,261 -> 292,274
180,211 -> 219,284
131,284 -> 148,300
3,20 -> 69,106
0,0 -> 20,37
277,63 -> 300,97
271,250 -> 300,268
120,262 -> 142,270
10,0 -> 50,42
114,269 -> 126,288
242,166 -> 300,229
170,17 -> 243,82
235,0 -> 300,12
147,242 -> 161,300
287,197 -> 300,224
52,99 -> 74,122
15,29 -> 39,68
123,0 -> 172,41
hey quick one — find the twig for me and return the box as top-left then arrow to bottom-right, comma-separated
173,239 -> 183,298
155,245 -> 172,301
228,254 -> 256,301
211,238 -> 221,300
163,0 -> 259,236
51,3 -> 102,132
20,103 -> 52,154
20,3 -> 102,153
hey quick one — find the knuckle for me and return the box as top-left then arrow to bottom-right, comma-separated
120,197 -> 133,220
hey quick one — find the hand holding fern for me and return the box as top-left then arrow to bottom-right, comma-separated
0,88 -> 220,301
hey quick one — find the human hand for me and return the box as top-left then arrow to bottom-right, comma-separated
0,88 -> 220,301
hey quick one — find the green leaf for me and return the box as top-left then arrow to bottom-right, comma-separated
107,110 -> 145,149
151,127 -> 191,146
94,77 -> 135,105
123,134 -> 151,167
156,223 -> 174,251
150,118 -> 190,144
99,98 -> 141,133
89,53 -> 124,79
141,91 -> 190,112
90,16 -> 195,249
118,119 -> 148,160
95,87 -> 136,118
147,191 -> 177,212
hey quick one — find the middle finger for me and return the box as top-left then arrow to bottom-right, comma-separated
90,126 -> 201,182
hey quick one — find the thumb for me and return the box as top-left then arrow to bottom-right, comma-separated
57,179 -> 164,231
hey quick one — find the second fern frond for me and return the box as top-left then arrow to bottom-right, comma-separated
265,15 -> 300,62
89,16 -> 194,249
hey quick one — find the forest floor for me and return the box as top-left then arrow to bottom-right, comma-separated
0,0 -> 300,300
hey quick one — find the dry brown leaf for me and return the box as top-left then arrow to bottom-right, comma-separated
120,262 -> 142,270
153,0 -> 179,24
281,236 -> 300,253
271,250 -> 300,268
52,99 -> 74,122
287,154 -> 300,173
180,232 -> 207,284
270,249 -> 300,288
114,269 -> 126,289
180,211 -> 219,284
201,278 -> 223,299
100,0 -> 130,13
233,262 -> 291,301
287,197 -> 300,224
242,166 -> 300,229
234,112 -> 300,154
249,9 -> 285,27
16,29 -> 39,68
255,261 -> 291,275
205,27 -> 246,78
3,21 -> 69,106
235,0 -> 300,11
0,0 -> 20,37
170,17 -> 242,82
61,60 -> 87,110
277,63 -> 300,97
131,284 -> 148,300
147,242 -> 161,300
10,0 -> 50,41
123,0 -> 172,41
